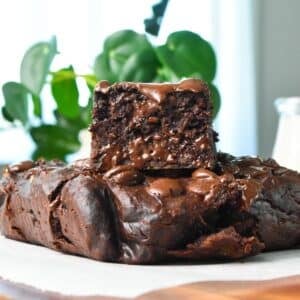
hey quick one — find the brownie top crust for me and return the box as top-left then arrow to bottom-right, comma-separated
95,78 -> 210,103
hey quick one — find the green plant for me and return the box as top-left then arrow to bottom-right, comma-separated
94,30 -> 220,114
2,36 -> 95,161
2,30 -> 220,161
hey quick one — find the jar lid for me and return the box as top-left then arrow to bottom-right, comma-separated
275,97 -> 300,115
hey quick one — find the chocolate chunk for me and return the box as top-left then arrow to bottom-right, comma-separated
7,160 -> 35,173
104,165 -> 144,186
147,178 -> 185,197
192,168 -> 218,179
187,178 -> 219,195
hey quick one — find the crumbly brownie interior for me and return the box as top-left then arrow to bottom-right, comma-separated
91,80 -> 217,171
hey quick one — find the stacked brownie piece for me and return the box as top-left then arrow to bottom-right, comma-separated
0,79 -> 300,264
90,79 -> 217,170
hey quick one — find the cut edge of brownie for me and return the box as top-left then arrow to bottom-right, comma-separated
90,78 -> 217,171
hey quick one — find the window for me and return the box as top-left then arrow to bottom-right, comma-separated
0,0 -> 256,163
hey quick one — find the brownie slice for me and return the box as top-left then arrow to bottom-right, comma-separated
90,79 -> 217,171
216,153 -> 300,251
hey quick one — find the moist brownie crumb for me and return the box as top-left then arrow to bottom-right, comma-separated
90,79 -> 217,171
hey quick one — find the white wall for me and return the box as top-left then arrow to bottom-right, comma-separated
255,0 -> 300,157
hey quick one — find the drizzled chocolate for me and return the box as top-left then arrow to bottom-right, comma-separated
147,178 -> 185,197
91,78 -> 217,171
104,165 -> 144,186
95,78 -> 209,103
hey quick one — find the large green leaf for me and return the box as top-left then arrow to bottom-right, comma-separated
30,124 -> 81,160
21,36 -> 57,96
51,66 -> 80,119
2,82 -> 29,125
119,47 -> 160,81
31,94 -> 42,118
1,107 -> 14,122
94,52 -> 117,82
155,31 -> 216,82
208,83 -> 221,118
32,147 -> 70,162
80,97 -> 92,127
54,109 -> 87,131
82,74 -> 98,93
94,30 -> 160,82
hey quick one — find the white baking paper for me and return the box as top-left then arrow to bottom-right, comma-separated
0,236 -> 299,298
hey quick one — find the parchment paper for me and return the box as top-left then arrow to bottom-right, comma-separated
0,236 -> 299,298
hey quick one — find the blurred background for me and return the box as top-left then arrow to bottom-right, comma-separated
0,0 -> 299,166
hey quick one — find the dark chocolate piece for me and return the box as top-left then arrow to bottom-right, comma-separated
216,153 -> 300,251
90,79 -> 217,171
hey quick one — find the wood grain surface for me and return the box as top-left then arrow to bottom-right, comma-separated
0,275 -> 299,299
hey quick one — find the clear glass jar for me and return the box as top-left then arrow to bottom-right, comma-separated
272,97 -> 300,172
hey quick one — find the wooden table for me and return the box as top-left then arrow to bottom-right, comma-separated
0,276 -> 299,300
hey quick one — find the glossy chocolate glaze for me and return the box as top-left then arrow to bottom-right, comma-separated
95,78 -> 209,103
91,78 -> 217,171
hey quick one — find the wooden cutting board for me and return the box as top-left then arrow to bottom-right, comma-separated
0,275 -> 299,299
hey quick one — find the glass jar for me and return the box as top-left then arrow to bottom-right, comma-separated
272,97 -> 300,172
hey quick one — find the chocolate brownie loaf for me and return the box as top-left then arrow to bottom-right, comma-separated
0,160 -> 263,264
1,157 -> 299,264
90,79 -> 217,171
